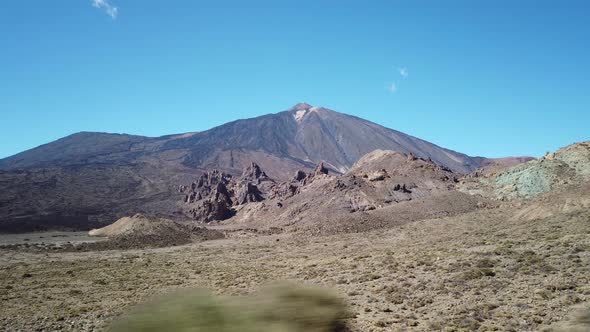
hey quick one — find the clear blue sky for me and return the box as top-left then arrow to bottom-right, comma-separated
1,0 -> 589,159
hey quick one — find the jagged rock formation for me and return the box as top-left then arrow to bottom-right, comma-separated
213,150 -> 481,235
294,170 -> 307,182
181,162 -> 281,222
241,162 -> 268,182
179,150 -> 471,227
180,160 -> 343,223
235,182 -> 264,205
313,162 -> 329,176
182,171 -> 234,222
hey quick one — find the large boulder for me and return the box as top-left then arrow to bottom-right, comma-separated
235,182 -> 264,205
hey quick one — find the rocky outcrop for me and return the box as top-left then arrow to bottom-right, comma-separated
235,182 -> 264,205
182,163 -> 278,222
294,170 -> 307,182
268,170 -> 308,200
183,170 -> 232,203
191,198 -> 234,222
266,162 -> 332,201
223,149 -> 478,234
181,170 -> 235,222
458,142 -> 590,200
313,162 -> 329,176
241,162 -> 268,183
367,169 -> 389,182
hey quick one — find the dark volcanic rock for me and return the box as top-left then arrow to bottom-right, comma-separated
241,162 -> 268,182
183,163 -> 275,222
314,162 -> 329,176
235,182 -> 264,205
294,170 -> 307,182
184,170 -> 236,222
190,199 -> 234,222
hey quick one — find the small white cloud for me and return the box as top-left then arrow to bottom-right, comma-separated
387,83 -> 397,93
92,0 -> 118,19
398,67 -> 409,78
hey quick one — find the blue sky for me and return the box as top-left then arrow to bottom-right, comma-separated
0,0 -> 589,159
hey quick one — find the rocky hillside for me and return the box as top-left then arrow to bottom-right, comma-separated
459,141 -> 590,200
211,150 -> 483,235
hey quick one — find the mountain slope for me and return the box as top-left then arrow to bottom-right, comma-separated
0,103 -> 513,232
0,103 -> 482,175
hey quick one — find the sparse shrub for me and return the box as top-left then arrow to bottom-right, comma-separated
380,285 -> 405,304
515,250 -> 556,274
571,244 -> 588,253
462,267 -> 496,280
108,283 -> 348,332
335,277 -> 348,285
357,273 -> 381,282
69,289 -> 83,296
374,320 -> 388,327
545,280 -> 576,292
454,317 -> 481,330
560,294 -> 582,306
534,288 -> 553,300
428,319 -> 446,330
93,279 -> 108,285
494,245 -> 514,256
577,286 -> 590,295
476,258 -> 496,268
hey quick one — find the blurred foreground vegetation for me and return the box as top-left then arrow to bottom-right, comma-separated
108,283 -> 349,332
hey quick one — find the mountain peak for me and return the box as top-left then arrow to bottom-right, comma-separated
288,103 -> 330,123
288,102 -> 313,111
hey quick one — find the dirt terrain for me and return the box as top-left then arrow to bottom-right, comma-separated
1,187 -> 589,331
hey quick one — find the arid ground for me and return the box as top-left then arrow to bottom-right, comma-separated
1,200 -> 589,332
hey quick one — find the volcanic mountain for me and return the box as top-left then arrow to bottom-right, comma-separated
0,103 -> 514,232
0,103 -> 483,175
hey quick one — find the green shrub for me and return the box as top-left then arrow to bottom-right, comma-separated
108,283 -> 348,332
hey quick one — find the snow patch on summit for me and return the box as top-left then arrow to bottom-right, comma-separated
294,107 -> 320,123
294,110 -> 307,123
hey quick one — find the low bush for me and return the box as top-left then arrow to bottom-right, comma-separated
108,283 -> 349,332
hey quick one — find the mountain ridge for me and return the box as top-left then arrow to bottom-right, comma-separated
0,103 -> 489,175
0,103 -> 532,232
